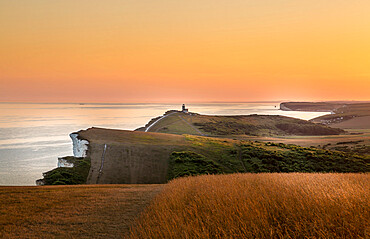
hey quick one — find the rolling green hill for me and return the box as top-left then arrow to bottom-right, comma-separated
137,111 -> 344,136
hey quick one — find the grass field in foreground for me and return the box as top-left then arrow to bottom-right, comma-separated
130,173 -> 369,239
0,184 -> 162,238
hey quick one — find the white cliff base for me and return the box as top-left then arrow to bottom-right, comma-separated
70,133 -> 89,157
57,158 -> 74,168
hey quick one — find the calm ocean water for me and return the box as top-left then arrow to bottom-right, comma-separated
0,102 -> 329,186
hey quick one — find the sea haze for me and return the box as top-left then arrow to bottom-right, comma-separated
0,102 -> 330,185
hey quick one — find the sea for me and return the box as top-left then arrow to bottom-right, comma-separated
0,102 -> 330,186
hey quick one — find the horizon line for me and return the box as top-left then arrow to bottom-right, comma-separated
1,100 -> 370,105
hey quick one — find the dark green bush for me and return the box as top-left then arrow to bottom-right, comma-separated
43,157 -> 91,185
168,151 -> 223,180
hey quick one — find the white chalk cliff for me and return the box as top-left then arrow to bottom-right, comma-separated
57,158 -> 74,168
70,133 -> 89,157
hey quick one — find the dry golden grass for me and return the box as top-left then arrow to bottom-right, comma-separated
130,173 -> 369,239
0,184 -> 162,238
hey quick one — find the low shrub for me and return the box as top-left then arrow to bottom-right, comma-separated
167,151 -> 222,180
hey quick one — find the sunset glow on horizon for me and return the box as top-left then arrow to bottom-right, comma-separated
1,0 -> 369,103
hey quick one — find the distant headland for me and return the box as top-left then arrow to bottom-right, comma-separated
280,101 -> 370,128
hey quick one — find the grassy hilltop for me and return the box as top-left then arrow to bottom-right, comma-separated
137,111 -> 344,136
138,109 -> 370,156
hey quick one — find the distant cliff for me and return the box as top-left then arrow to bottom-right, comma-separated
280,102 -> 370,128
280,102 -> 339,112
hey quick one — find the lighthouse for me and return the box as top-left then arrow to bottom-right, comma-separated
182,104 -> 188,113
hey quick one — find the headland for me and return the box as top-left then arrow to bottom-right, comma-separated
36,104 -> 369,185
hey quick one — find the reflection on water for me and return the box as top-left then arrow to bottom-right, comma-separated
0,102 -> 329,185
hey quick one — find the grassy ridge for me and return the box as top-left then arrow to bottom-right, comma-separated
193,115 -> 344,136
130,173 -> 370,238
141,112 -> 344,136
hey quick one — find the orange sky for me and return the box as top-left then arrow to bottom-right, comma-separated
0,0 -> 369,103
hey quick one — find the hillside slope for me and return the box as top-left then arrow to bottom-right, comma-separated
137,111 -> 344,136
40,127 -> 369,185
130,174 -> 369,239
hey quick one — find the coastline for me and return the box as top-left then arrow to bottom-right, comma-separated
0,102 -> 366,186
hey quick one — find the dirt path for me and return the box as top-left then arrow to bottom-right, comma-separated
0,184 -> 163,238
236,144 -> 247,172
96,144 -> 107,184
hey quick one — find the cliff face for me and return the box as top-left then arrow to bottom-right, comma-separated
70,133 -> 89,157
86,143 -> 173,184
78,127 -> 187,184
279,103 -> 293,111
279,102 -> 342,112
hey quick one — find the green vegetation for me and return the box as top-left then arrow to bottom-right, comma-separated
185,135 -> 245,173
193,121 -> 260,135
240,143 -> 368,173
275,122 -> 343,135
193,115 -> 344,136
168,137 -> 369,179
138,111 -> 203,135
331,144 -> 370,155
167,151 -> 222,180
58,128 -> 369,185
42,157 -> 91,185
141,111 -> 345,136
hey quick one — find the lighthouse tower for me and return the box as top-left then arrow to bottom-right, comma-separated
182,104 -> 188,113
